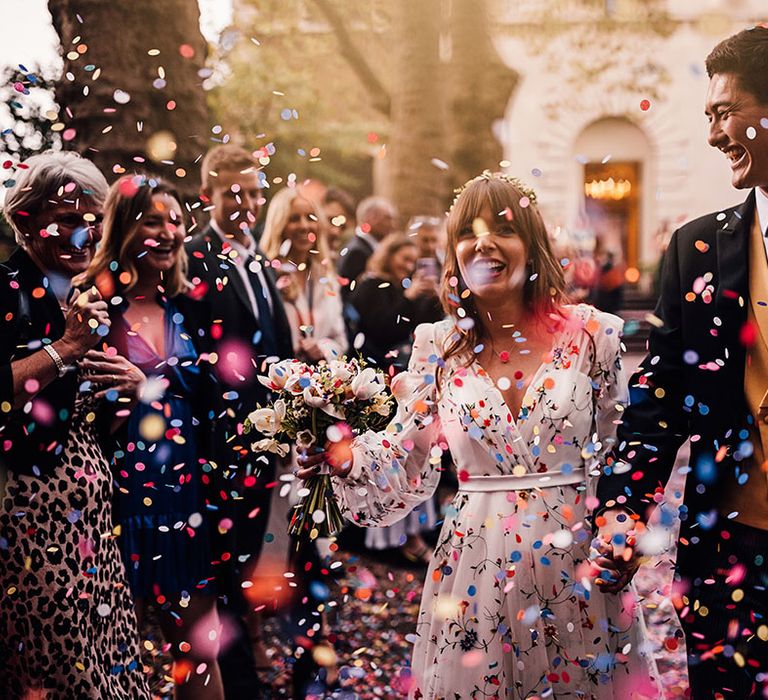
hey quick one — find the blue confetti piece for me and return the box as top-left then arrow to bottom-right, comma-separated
69,226 -> 90,249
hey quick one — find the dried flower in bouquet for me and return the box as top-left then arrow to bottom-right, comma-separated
243,358 -> 394,539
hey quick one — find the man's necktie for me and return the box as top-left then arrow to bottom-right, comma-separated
246,260 -> 280,357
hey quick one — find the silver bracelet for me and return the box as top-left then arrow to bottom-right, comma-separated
42,344 -> 67,378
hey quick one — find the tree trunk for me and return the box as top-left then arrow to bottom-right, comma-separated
47,0 -> 210,197
446,0 -> 519,189
386,0 -> 448,223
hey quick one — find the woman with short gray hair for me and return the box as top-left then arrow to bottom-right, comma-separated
0,151 -> 150,698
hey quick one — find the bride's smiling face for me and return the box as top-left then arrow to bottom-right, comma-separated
456,203 -> 528,302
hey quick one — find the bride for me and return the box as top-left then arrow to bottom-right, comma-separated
299,171 -> 661,698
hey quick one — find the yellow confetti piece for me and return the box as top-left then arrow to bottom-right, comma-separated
6,587 -> 16,596
758,625 -> 768,641
312,644 -> 337,667
732,589 -> 744,603
140,414 -> 165,441
645,313 -> 663,328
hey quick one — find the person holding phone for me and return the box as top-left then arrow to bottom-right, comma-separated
346,233 -> 443,371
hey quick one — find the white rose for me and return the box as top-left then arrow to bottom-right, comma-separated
258,360 -> 302,391
247,399 -> 286,436
351,367 -> 387,400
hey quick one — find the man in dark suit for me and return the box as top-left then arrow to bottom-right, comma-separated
186,144 -> 293,697
595,27 -> 768,697
338,195 -> 397,300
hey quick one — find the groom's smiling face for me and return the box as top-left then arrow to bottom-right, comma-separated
706,72 -> 768,194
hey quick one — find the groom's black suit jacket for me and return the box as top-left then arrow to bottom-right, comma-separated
597,191 -> 758,574
185,225 -> 293,571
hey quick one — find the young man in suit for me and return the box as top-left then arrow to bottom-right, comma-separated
595,27 -> 768,697
338,195 -> 397,299
186,145 -> 293,697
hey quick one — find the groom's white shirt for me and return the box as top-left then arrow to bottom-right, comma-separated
757,186 -> 768,252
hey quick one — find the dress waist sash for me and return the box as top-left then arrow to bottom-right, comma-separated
458,468 -> 586,493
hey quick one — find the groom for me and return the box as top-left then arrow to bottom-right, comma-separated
595,27 -> 768,697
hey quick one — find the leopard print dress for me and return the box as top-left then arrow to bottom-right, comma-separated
0,391 -> 150,699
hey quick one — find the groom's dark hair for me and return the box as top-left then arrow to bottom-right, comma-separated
706,25 -> 768,104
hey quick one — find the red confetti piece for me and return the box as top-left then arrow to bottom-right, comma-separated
740,320 -> 757,347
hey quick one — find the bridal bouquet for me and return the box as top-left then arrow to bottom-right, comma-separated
244,358 -> 394,539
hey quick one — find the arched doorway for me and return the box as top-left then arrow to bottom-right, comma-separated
572,117 -> 654,284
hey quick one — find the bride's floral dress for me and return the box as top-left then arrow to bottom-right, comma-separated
332,305 -> 661,699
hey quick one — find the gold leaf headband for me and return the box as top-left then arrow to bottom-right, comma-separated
451,170 -> 538,208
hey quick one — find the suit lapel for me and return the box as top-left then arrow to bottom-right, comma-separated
201,225 -> 260,323
715,193 -> 754,318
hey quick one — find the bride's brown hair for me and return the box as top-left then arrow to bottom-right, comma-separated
439,171 -> 567,366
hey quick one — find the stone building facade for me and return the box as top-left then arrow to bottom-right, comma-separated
494,0 -> 766,288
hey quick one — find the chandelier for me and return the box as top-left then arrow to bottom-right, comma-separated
584,177 -> 632,201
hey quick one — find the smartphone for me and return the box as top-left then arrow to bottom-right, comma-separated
416,257 -> 439,280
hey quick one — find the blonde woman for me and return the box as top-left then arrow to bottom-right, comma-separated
260,186 -> 347,362
77,175 -> 223,700
256,186 -> 348,692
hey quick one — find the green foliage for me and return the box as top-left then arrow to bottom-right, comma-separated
206,0 -> 391,199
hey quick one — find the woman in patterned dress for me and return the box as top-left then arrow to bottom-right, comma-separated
0,152 -> 150,698
300,172 -> 661,699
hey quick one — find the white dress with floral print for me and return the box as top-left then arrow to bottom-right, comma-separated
333,305 -> 661,699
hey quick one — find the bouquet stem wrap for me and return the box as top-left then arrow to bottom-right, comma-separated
288,410 -> 345,539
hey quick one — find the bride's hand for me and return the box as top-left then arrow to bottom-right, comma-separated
295,444 -> 353,479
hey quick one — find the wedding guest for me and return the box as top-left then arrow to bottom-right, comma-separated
259,185 -> 347,695
260,186 -> 347,363
321,186 -> 356,258
186,144 -> 293,697
300,171 -> 661,698
595,27 -> 768,697
0,152 -> 150,698
407,215 -> 444,270
77,175 -> 223,700
347,233 -> 443,371
338,196 -> 397,299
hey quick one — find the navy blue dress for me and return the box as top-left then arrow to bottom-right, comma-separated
113,299 -> 214,598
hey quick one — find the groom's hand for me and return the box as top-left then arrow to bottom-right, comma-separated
591,507 -> 643,593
